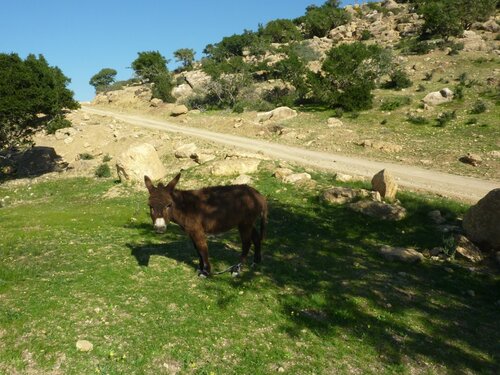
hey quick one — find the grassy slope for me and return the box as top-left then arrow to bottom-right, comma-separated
0,169 -> 498,374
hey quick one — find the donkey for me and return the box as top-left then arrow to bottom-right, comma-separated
144,173 -> 268,277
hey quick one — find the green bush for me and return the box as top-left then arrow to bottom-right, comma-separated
89,68 -> 117,93
102,154 -> 112,162
299,2 -> 351,38
152,73 -> 175,103
407,115 -> 429,125
79,153 -> 94,160
382,70 -> 413,90
46,115 -> 72,134
396,37 -> 433,55
259,19 -> 302,43
360,30 -> 373,41
95,163 -> 111,178
470,100 -> 487,114
131,51 -> 168,82
232,102 -> 245,114
436,110 -> 456,127
380,96 -> 411,111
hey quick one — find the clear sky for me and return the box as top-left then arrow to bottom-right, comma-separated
0,0 -> 368,102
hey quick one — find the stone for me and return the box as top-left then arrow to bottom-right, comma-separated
327,118 -> 343,128
348,200 -> 407,221
428,210 -> 446,225
63,137 -> 74,144
430,247 -> 444,256
283,173 -> 311,184
257,106 -> 297,123
150,98 -> 163,107
76,340 -> 93,352
371,169 -> 398,200
335,173 -> 353,182
172,84 -> 193,98
461,30 -> 488,52
116,143 -> 167,184
174,143 -> 197,159
463,188 -> 500,250
377,245 -> 424,263
454,234 -> 483,263
232,174 -> 253,185
422,88 -> 454,106
459,153 -> 482,167
488,150 -> 500,158
209,158 -> 261,176
54,127 -> 77,140
170,105 -> 188,116
274,168 -> 294,180
321,187 -> 381,205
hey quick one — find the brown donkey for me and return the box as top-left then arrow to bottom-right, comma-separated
144,173 -> 268,277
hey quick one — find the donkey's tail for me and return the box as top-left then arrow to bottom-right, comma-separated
260,197 -> 268,241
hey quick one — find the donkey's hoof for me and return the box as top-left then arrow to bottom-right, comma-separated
197,270 -> 209,278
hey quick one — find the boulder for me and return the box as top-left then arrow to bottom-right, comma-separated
321,187 -> 381,205
209,158 -> 261,176
174,143 -> 197,159
327,118 -> 343,128
116,143 -> 167,183
461,30 -> 488,52
378,245 -> 424,263
463,188 -> 500,250
454,234 -> 483,263
232,174 -> 253,185
150,98 -> 163,107
422,88 -> 454,106
348,200 -> 407,221
170,105 -> 188,116
274,168 -> 294,180
172,84 -> 193,99
257,106 -> 297,123
371,169 -> 398,200
283,173 -> 311,184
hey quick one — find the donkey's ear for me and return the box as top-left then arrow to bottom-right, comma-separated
166,173 -> 181,191
144,175 -> 154,192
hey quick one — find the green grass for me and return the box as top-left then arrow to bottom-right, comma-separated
0,173 -> 499,374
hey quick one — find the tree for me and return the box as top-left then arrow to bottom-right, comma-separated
259,19 -> 302,43
0,53 -> 79,150
89,68 -> 117,92
131,51 -> 168,82
313,43 -> 393,111
298,0 -> 350,38
173,48 -> 196,70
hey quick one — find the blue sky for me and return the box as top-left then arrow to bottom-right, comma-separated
1,0 -> 367,101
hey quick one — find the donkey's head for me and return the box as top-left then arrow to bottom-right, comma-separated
144,173 -> 181,234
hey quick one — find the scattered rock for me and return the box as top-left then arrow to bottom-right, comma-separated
430,247 -> 444,256
327,118 -> 343,128
454,234 -> 483,263
334,173 -> 353,182
321,187 -> 381,205
150,98 -> 163,107
257,106 -> 297,123
355,140 -> 403,153
428,210 -> 446,225
463,188 -> 500,250
461,30 -> 488,52
170,105 -> 188,116
116,143 -> 167,183
377,245 -> 424,263
283,173 -> 311,184
459,153 -> 482,167
371,169 -> 398,200
174,143 -> 197,159
488,150 -> 500,158
422,88 -> 454,106
208,158 -> 261,176
54,127 -> 77,140
232,174 -> 253,185
274,168 -> 294,180
76,340 -> 93,352
348,200 -> 407,221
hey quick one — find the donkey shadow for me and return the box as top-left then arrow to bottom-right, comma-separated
126,227 -> 248,272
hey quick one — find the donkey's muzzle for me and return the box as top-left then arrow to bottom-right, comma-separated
154,218 -> 167,234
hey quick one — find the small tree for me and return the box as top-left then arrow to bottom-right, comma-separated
298,0 -> 350,38
173,48 -> 196,70
89,68 -> 117,92
0,53 -> 79,151
260,19 -> 302,43
131,51 -> 168,82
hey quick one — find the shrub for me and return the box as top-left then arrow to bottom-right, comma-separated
152,73 -> 175,103
95,163 -> 111,178
436,111 -> 456,127
465,117 -> 478,125
89,68 -> 117,93
300,2 -> 350,38
423,71 -> 434,81
380,96 -> 411,111
382,69 -> 413,90
102,154 -> 112,162
470,100 -> 487,114
79,153 -> 94,160
232,102 -> 245,114
396,37 -> 433,55
360,30 -> 373,41
46,115 -> 72,134
453,84 -> 465,100
332,108 -> 344,118
416,84 -> 426,92
259,19 -> 302,43
407,115 -> 429,125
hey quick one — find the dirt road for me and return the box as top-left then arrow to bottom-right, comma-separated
82,106 -> 499,203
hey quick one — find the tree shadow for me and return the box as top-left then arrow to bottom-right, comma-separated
124,195 -> 499,373
0,146 -> 67,181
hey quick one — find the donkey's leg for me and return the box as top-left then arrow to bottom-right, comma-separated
251,227 -> 262,264
191,239 -> 204,272
190,232 -> 211,276
238,224 -> 253,267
